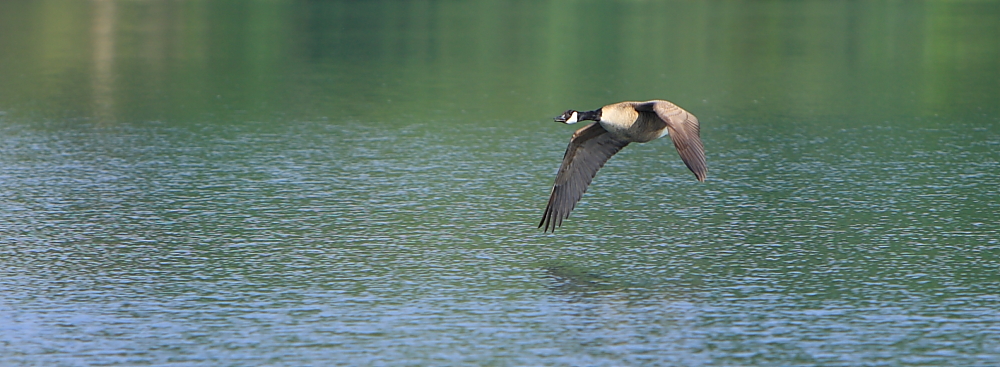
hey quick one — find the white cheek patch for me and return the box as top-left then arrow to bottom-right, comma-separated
565,111 -> 579,124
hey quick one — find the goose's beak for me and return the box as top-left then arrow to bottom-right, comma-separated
554,110 -> 579,124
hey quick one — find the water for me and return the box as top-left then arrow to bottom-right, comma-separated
2,0 -> 1000,365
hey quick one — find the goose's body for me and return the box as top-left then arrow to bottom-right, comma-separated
539,100 -> 706,232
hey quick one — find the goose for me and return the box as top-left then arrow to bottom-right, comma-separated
539,100 -> 706,232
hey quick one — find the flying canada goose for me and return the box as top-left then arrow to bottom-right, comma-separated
539,100 -> 706,232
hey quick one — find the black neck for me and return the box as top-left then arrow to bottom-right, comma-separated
579,109 -> 602,121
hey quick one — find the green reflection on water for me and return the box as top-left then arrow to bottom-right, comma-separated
1,0 -> 997,125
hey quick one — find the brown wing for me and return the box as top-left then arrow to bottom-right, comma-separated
539,122 -> 630,232
636,101 -> 707,182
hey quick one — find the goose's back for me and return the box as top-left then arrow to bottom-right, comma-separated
599,102 -> 669,143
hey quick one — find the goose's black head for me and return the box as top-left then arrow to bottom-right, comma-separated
554,110 -> 579,124
554,109 -> 601,124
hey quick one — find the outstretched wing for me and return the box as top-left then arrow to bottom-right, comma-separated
636,101 -> 707,182
539,122 -> 630,232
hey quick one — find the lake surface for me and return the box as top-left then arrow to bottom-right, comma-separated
2,0 -> 999,365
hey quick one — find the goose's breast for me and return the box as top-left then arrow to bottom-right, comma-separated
630,126 -> 668,143
628,114 -> 670,143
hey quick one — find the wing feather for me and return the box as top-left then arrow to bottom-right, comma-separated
641,101 -> 707,182
539,122 -> 629,232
